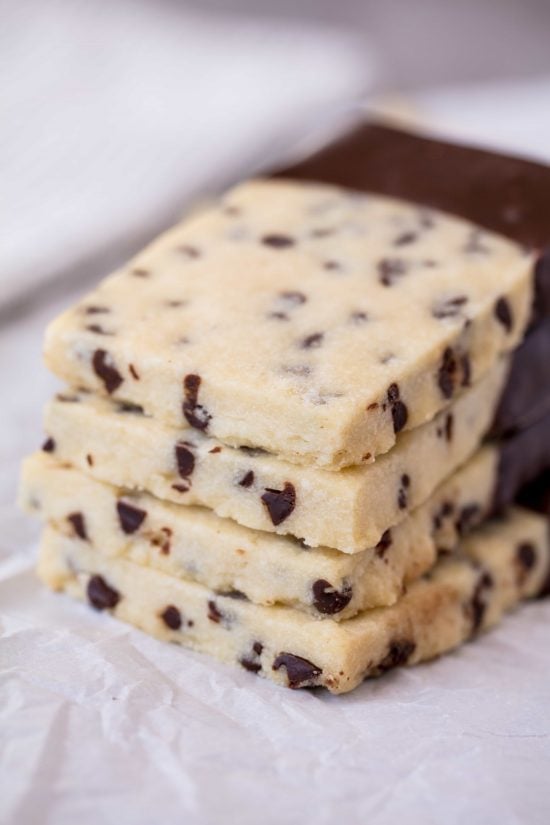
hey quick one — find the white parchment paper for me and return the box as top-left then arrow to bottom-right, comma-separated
2,74 -> 550,824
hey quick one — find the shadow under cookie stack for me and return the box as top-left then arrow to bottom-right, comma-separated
20,122 -> 550,694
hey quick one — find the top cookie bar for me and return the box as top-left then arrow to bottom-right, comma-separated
44,180 -> 533,468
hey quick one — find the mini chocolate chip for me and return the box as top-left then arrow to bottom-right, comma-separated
377,638 -> 416,672
116,401 -> 144,414
67,512 -> 87,540
272,653 -> 322,688
312,579 -> 353,615
219,589 -> 248,601
445,413 -> 454,442
268,311 -> 289,321
456,504 -> 481,536
178,244 -> 200,258
87,575 -> 120,611
495,297 -> 513,333
394,231 -> 417,246
261,234 -> 295,249
175,443 -> 195,478
240,642 -> 263,674
397,474 -> 410,510
376,529 -> 392,558
116,501 -> 147,534
239,445 -> 267,456
128,363 -> 140,380
461,354 -> 472,387
516,541 -> 537,587
279,290 -> 306,306
437,347 -> 457,399
516,542 -> 537,571
42,437 -> 55,453
387,382 -> 408,434
161,605 -> 182,630
92,349 -> 123,394
240,657 -> 262,674
323,260 -> 341,271
350,311 -> 368,323
207,600 -> 224,624
182,373 -> 211,431
85,324 -> 113,336
131,268 -> 150,277
261,483 -> 296,525
171,483 -> 190,493
239,470 -> 254,488
378,258 -> 408,286
469,571 -> 494,633
86,453 -> 94,467
300,332 -> 324,349
432,295 -> 468,319
85,306 -> 110,314
209,446 -> 222,454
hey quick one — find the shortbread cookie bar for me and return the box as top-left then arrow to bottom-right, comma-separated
277,120 -> 550,260
37,507 -> 550,693
43,180 -> 533,469
42,359 -> 508,552
20,446 -> 500,618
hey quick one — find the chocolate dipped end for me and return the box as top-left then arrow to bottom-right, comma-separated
493,412 -> 550,515
276,122 -> 550,320
490,318 -> 550,437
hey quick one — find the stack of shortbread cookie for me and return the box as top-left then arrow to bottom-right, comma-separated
20,124 -> 550,693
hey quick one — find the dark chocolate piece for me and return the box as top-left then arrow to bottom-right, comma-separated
116,500 -> 147,534
92,349 -> 123,394
493,412 -> 550,514
87,575 -> 120,611
469,570 -> 494,633
182,374 -> 211,431
376,638 -> 416,673
175,443 -> 195,478
160,605 -> 182,630
387,382 -> 408,434
311,579 -> 353,615
490,319 -> 550,437
272,652 -> 322,688
67,511 -> 88,541
261,483 -> 296,525
239,642 -> 264,674
42,437 -> 55,453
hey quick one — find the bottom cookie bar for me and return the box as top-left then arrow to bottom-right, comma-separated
37,508 -> 549,693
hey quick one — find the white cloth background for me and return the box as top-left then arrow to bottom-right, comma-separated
1,6 -> 550,819
0,0 -> 370,309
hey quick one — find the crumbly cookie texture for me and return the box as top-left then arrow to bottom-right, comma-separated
37,508 -> 549,693
43,179 -> 533,469
42,359 -> 508,552
20,447 -> 500,618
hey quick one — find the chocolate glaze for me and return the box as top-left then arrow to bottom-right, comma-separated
276,120 -> 550,320
517,471 -> 550,516
277,120 -> 550,437
493,412 -> 550,515
490,319 -> 550,437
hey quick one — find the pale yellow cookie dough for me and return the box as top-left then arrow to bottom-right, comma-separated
37,507 -> 549,693
42,359 -> 508,552
20,446 -> 501,617
43,180 -> 533,469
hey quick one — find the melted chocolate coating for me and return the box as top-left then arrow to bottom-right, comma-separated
276,121 -> 550,321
